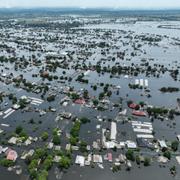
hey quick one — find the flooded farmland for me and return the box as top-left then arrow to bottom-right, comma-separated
0,9 -> 180,180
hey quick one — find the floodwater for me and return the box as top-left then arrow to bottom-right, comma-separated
83,21 -> 180,38
0,19 -> 180,180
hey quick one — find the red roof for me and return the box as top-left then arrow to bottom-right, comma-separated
108,153 -> 112,162
6,150 -> 18,161
128,103 -> 139,109
74,99 -> 85,105
132,110 -> 146,117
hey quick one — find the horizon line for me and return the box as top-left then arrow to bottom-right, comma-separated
0,6 -> 180,10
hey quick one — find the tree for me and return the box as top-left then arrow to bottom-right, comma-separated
19,130 -> 28,140
59,156 -> 71,169
69,136 -> 78,145
42,155 -> 53,170
96,65 -> 101,73
0,94 -> 3,102
79,117 -> 90,124
93,85 -> 97,91
29,168 -> 38,179
70,120 -> 81,138
92,99 -> 99,106
70,93 -> 80,100
15,126 -> 23,134
8,93 -> 14,100
107,91 -> 112,97
83,90 -> 89,99
171,141 -> 179,151
80,141 -> 88,153
41,132 -> 49,141
52,135 -> 61,145
126,150 -> 135,161
0,159 -> 15,167
99,92 -> 105,100
163,150 -> 171,160
29,118 -> 35,124
12,97 -> 17,104
28,159 -> 38,179
38,170 -> 48,180
136,155 -> 141,165
170,166 -> 176,176
33,148 -> 48,159
139,101 -> 145,107
18,99 -> 27,108
103,85 -> 108,93
47,95 -> 55,102
144,157 -> 151,166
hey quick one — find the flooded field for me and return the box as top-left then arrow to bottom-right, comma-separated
0,9 -> 180,180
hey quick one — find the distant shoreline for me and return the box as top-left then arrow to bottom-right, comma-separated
0,7 -> 180,11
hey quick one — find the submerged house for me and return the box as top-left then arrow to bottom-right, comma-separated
107,153 -> 113,162
6,149 -> 18,161
110,122 -> 117,141
93,155 -> 103,163
128,103 -> 139,109
177,135 -> 180,141
74,98 -> 86,105
158,140 -> 167,149
126,141 -> 137,149
8,137 -> 18,145
102,122 -> 118,149
132,110 -> 146,117
75,155 -> 85,166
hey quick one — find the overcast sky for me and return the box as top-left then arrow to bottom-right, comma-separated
0,0 -> 180,9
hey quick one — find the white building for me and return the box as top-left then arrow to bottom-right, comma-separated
158,140 -> 167,148
75,155 -> 85,166
126,140 -> 137,149
110,122 -> 117,141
